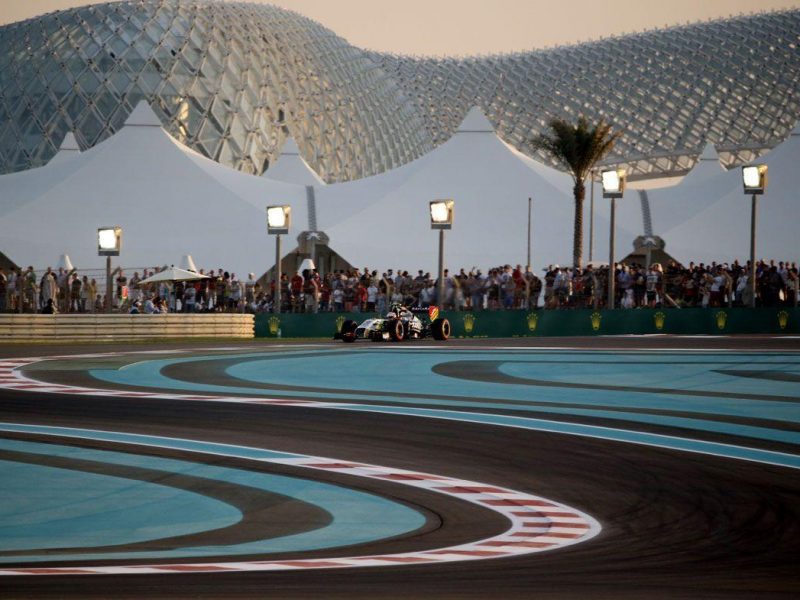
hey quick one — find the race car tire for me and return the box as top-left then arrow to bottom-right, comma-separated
388,319 -> 405,341
340,319 -> 358,343
431,317 -> 451,341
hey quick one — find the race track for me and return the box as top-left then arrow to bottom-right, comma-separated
0,336 -> 798,599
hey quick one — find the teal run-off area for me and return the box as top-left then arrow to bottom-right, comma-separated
0,435 -> 427,563
85,348 -> 800,470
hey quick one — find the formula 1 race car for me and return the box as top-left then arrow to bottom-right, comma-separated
335,305 -> 451,343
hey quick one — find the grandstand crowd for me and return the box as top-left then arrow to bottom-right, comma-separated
271,260 -> 797,313
0,260 -> 797,314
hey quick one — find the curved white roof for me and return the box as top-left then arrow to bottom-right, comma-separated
0,102 -> 309,274
262,136 -> 325,186
316,107 -> 635,273
614,123 -> 800,264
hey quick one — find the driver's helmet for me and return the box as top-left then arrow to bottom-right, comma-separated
386,312 -> 397,319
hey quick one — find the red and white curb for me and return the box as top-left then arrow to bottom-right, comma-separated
0,434 -> 600,576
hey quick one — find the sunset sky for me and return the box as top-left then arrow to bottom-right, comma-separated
2,0 -> 799,56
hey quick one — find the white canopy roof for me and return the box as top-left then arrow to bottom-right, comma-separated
315,107 -> 630,273
262,136 -> 325,186
615,123 -> 800,265
678,143 -> 725,188
0,101 -> 309,274
6,99 -> 792,276
48,132 -> 81,167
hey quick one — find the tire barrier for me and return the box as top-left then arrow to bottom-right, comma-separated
0,313 -> 254,342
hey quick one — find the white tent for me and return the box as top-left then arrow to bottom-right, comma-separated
678,143 -> 725,188
262,136 -> 325,186
56,254 -> 74,271
48,132 -> 81,166
315,107 -> 630,273
0,132 -> 84,220
0,101 -> 309,275
140,267 -> 208,284
179,254 -> 198,272
616,124 -> 800,265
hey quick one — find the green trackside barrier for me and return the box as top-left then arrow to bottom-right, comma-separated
254,307 -> 799,338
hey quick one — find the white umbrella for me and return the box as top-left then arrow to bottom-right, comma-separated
139,267 -> 208,284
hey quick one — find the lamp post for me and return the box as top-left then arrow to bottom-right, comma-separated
527,196 -> 532,270
430,200 -> 454,310
267,205 -> 291,313
601,169 -> 625,309
741,164 -> 767,308
97,226 -> 121,313
527,197 -> 532,309
589,169 -> 596,263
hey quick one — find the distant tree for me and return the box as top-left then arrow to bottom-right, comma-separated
532,117 -> 621,269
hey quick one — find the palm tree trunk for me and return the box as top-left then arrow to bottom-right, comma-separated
573,180 -> 585,269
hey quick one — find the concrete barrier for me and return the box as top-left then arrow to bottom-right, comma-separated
0,313 -> 254,342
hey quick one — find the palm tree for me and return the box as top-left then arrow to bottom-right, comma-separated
532,117 -> 621,269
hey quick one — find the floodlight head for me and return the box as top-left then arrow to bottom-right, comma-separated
97,226 -> 122,256
601,169 -> 626,198
430,199 -> 454,230
741,164 -> 767,195
266,205 -> 291,234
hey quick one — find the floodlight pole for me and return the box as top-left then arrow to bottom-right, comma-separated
275,233 -> 282,314
589,172 -> 595,263
749,193 -> 757,309
608,197 -> 616,310
105,256 -> 112,313
437,229 -> 445,311
527,196 -> 532,270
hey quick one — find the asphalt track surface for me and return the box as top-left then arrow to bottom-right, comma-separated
1,336 -> 799,599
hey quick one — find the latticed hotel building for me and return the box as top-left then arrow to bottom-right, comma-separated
1,0 -> 798,181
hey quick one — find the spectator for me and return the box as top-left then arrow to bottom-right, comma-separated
70,273 -> 82,312
0,267 -> 6,313
183,282 -> 197,312
40,268 -> 57,312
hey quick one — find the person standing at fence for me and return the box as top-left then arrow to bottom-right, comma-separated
115,270 -> 128,310
332,285 -> 344,312
290,271 -> 303,313
196,270 -> 208,309
24,267 -> 37,312
183,281 -> 196,312
40,268 -> 57,313
646,265 -> 662,308
129,272 -> 142,304
365,279 -> 378,312
70,273 -> 82,312
303,270 -> 320,313
56,268 -> 69,312
7,269 -> 17,312
85,278 -> 97,313
0,268 -> 6,313
245,273 -> 257,309
231,273 -> 242,311
79,275 -> 90,312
